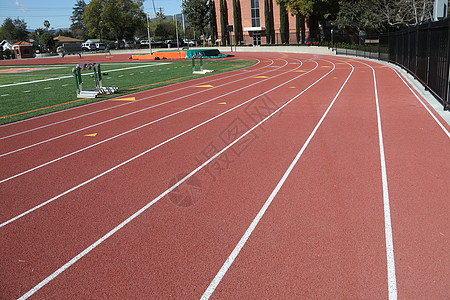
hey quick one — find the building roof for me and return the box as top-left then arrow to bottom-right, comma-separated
12,41 -> 33,47
53,35 -> 84,43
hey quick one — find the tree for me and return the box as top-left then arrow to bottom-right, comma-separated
44,20 -> 50,31
279,1 -> 289,43
233,0 -> 242,44
219,0 -> 229,44
336,0 -> 381,33
277,0 -> 339,36
277,0 -> 338,18
0,17 -> 29,42
210,0 -> 218,42
71,0 -> 87,38
154,20 -> 176,40
374,0 -> 433,29
57,29 -> 75,38
40,31 -> 55,52
182,0 -> 210,37
83,0 -> 146,42
264,0 -> 274,44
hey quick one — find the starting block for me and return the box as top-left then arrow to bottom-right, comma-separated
192,55 -> 213,74
73,62 -> 119,98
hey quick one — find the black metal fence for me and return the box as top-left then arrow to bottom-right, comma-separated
333,18 -> 450,110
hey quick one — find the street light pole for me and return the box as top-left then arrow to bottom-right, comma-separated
181,0 -> 186,42
175,15 -> 180,50
147,12 -> 152,54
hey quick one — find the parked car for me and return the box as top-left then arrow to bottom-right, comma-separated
139,39 -> 149,45
165,39 -> 185,48
189,39 -> 203,47
123,40 -> 136,48
95,43 -> 106,50
81,42 -> 97,51
106,43 -> 116,50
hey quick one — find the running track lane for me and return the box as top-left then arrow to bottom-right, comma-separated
0,54 -> 268,138
0,54 -> 448,298
0,58 -> 314,220
1,56 -> 334,298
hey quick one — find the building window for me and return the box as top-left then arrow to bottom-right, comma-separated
251,0 -> 260,27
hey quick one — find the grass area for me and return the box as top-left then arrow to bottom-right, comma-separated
0,59 -> 255,125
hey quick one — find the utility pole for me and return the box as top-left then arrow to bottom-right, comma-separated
147,12 -> 152,54
181,0 -> 186,41
175,15 -> 180,50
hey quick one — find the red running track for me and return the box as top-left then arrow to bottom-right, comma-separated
0,52 -> 449,299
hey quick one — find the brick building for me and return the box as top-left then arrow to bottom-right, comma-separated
12,41 -> 34,59
213,0 -> 313,46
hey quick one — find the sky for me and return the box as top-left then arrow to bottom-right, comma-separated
0,0 -> 183,30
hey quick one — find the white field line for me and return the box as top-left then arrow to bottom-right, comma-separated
360,61 -> 398,299
0,58 -> 268,138
0,59 -> 318,226
0,59 -> 296,157
0,63 -> 171,88
17,59 -> 336,300
201,60 -> 353,299
391,69 -> 450,138
0,59 -> 303,183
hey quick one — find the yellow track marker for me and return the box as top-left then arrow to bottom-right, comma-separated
320,65 -> 332,68
195,85 -> 214,88
333,77 -> 338,79
289,87 -> 296,89
252,76 -> 268,78
218,102 -> 227,105
336,63 -> 346,65
111,97 -> 136,101
293,70 -> 307,72
84,133 -> 98,137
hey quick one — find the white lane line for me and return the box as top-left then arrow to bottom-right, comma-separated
0,60 -> 297,182
0,59 -> 310,219
201,61 -> 353,299
0,59 -> 294,156
392,69 -> 450,138
361,61 -> 398,299
0,58 -> 264,128
16,59 -> 334,300
0,63 -> 170,88
0,59 -> 267,136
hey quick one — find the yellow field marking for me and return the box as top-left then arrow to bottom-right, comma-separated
84,133 -> 98,137
289,87 -> 296,89
320,65 -> 332,68
1,65 -> 245,121
218,102 -> 227,104
111,97 -> 136,101
293,70 -> 307,72
194,85 -> 214,88
252,76 -> 268,78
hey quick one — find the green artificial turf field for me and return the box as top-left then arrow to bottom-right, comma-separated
0,60 -> 255,125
